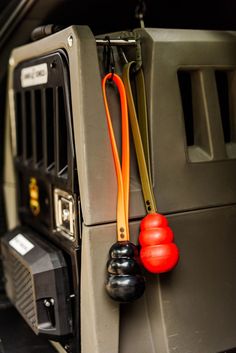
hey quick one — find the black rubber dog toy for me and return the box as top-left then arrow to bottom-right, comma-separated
106,241 -> 145,302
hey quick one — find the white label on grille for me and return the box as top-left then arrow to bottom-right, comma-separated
21,63 -> 48,87
9,234 -> 34,255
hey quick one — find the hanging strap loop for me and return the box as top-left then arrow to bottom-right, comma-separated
102,73 -> 130,241
122,61 -> 157,214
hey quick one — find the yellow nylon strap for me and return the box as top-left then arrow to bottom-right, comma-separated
123,62 -> 157,214
136,68 -> 152,180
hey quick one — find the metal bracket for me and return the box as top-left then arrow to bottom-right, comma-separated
96,32 -> 142,71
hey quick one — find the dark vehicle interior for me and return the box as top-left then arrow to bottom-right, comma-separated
0,1 -> 236,353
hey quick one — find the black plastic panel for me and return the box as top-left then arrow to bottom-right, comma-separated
13,51 -> 80,245
1,227 -> 73,337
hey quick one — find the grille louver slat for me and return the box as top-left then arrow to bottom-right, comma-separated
15,85 -> 69,178
54,87 -> 58,174
34,89 -> 43,165
57,86 -> 68,175
25,91 -> 33,161
45,87 -> 54,170
15,92 -> 23,158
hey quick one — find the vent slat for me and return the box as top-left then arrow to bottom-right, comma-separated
31,90 -> 37,166
25,91 -> 33,161
18,290 -> 34,310
21,91 -> 27,161
46,87 -> 54,169
15,274 -> 32,294
54,86 -> 68,175
34,89 -> 43,165
15,92 -> 23,157
13,260 -> 27,279
58,86 -> 68,175
10,254 -> 37,326
54,86 -> 59,174
42,89 -> 47,169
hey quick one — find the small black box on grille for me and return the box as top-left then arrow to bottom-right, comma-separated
1,227 -> 72,337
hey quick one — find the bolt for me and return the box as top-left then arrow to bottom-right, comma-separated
62,208 -> 70,222
50,60 -> 56,69
9,57 -> 14,66
44,299 -> 51,308
64,344 -> 71,352
67,35 -> 73,47
50,298 -> 55,306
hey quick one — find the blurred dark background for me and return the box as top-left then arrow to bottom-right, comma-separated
26,0 -> 236,33
19,0 -> 236,33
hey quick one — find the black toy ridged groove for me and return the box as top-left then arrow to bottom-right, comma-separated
105,241 -> 145,303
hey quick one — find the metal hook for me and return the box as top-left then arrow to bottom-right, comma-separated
103,36 -> 115,81
119,32 -> 142,72
118,47 -> 129,65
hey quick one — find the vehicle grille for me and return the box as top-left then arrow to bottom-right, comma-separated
12,50 -> 79,239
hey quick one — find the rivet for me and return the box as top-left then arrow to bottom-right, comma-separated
9,57 -> 15,66
67,35 -> 73,47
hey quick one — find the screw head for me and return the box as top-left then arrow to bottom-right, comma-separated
9,57 -> 15,66
50,60 -> 56,69
67,35 -> 73,47
44,299 -> 51,307
62,208 -> 70,222
50,298 -> 55,305
64,344 -> 71,352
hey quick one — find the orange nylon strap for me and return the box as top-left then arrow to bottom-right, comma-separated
102,73 -> 130,241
